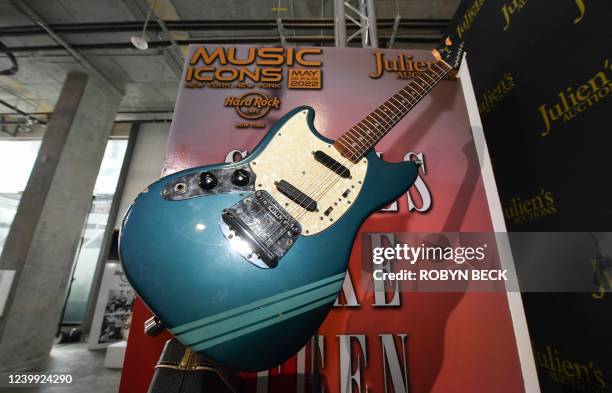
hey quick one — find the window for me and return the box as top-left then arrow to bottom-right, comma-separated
0,140 -> 42,255
62,139 -> 128,324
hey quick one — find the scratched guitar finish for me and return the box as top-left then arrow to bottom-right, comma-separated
120,39 -> 466,371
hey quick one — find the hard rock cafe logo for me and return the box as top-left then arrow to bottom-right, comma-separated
532,341 -> 607,392
538,60 -> 611,137
224,92 -> 280,120
369,52 -> 453,80
503,189 -> 557,224
224,92 -> 280,128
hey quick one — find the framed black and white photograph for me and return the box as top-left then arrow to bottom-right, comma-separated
88,263 -> 134,349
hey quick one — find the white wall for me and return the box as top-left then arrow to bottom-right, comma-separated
114,123 -> 170,229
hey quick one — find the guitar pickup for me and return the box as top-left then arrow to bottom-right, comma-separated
313,150 -> 351,178
276,180 -> 318,212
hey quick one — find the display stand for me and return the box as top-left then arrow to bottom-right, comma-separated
119,46 -> 539,393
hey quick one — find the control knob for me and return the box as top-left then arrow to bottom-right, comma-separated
198,172 -> 218,190
231,169 -> 250,187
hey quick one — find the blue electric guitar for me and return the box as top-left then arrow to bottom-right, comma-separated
120,38 -> 465,371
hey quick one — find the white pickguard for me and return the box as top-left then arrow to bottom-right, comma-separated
251,110 -> 368,236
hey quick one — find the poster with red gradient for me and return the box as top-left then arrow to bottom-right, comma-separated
120,45 -> 535,393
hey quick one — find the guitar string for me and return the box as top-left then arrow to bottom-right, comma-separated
285,61 -> 451,222
292,63 -> 450,220
266,70 -> 416,241
289,62 -> 449,223
285,61 -> 450,222
305,59 -> 456,214
263,62 -> 451,247
272,60 -> 446,221
266,62 -> 450,245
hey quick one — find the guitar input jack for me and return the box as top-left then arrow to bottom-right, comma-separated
174,182 -> 187,194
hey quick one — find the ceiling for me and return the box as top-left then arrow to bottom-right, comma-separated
0,0 -> 461,129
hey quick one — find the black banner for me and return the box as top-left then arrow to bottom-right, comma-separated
449,1 -> 612,392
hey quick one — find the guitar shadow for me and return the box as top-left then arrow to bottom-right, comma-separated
339,132 -> 482,393
380,81 -> 459,162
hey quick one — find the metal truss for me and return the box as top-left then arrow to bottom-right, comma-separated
334,0 -> 379,48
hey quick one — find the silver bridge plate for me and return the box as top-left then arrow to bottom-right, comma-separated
220,190 -> 301,269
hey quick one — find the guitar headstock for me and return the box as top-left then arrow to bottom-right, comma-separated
432,36 -> 466,70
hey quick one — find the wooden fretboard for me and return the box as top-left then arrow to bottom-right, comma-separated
334,60 -> 452,162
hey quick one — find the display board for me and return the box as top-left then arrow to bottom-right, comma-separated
120,45 -> 536,393
450,1 -> 612,391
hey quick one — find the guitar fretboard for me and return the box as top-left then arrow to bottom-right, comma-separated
334,60 -> 452,162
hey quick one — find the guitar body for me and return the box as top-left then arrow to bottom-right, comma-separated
120,106 -> 419,370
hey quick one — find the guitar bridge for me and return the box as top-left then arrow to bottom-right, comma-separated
220,190 -> 301,268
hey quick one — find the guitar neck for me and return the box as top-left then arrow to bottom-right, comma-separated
334,60 -> 453,162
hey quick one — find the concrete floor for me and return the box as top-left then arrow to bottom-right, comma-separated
1,342 -> 121,393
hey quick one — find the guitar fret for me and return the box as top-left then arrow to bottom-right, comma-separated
335,138 -> 358,159
364,118 -> 386,140
336,138 -> 357,156
396,97 -> 412,108
424,77 -> 435,88
366,114 -> 385,131
365,118 -> 385,139
421,71 -> 436,83
354,122 -> 375,138
377,106 -> 395,124
381,105 -> 399,129
354,121 -> 378,142
358,124 -> 382,147
431,63 -> 446,78
386,98 -> 403,113
399,89 -> 418,106
356,128 -> 377,146
343,133 -> 362,150
432,62 -> 450,73
430,66 -> 444,76
363,116 -> 383,135
418,75 -> 434,89
401,86 -> 418,98
395,92 -> 414,108
361,117 -> 383,136
412,81 -> 427,94
372,109 -> 393,128
334,60 -> 451,162
405,89 -> 423,104
344,130 -> 369,150
342,143 -> 362,160
370,112 -> 386,124
336,138 -> 353,152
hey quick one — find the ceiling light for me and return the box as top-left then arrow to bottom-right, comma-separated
130,35 -> 148,50
130,0 -> 158,50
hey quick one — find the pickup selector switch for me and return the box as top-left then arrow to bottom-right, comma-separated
231,169 -> 250,187
198,172 -> 218,190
